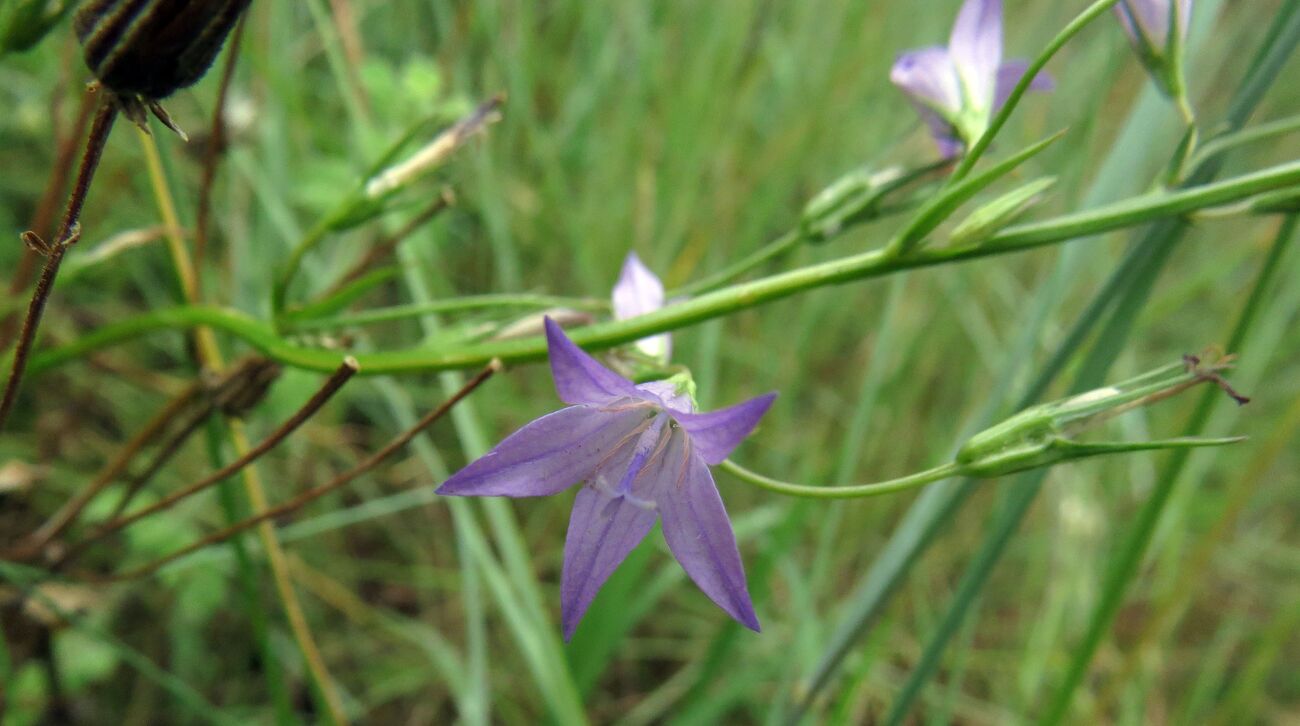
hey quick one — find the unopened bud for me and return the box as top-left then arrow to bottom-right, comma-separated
322,96 -> 503,233
74,0 -> 252,100
364,96 -> 504,200
1116,0 -> 1192,101
948,176 -> 1055,248
956,352 -> 1247,477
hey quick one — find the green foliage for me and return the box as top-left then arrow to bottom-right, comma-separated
0,0 -> 75,55
1,1 -> 1298,723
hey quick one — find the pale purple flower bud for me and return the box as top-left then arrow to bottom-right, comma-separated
1116,0 -> 1192,49
612,252 -> 671,361
890,0 -> 1052,157
1115,0 -> 1193,99
438,318 -> 776,639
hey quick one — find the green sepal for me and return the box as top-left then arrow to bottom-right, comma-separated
948,176 -> 1056,248
890,130 -> 1064,255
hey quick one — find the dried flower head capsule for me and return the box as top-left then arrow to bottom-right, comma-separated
74,0 -> 252,100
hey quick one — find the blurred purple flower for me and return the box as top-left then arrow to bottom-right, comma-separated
612,252 -> 671,361
890,0 -> 1053,157
1115,0 -> 1192,99
1116,0 -> 1192,50
438,318 -> 776,639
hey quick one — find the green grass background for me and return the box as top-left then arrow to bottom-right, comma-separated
1,0 -> 1297,723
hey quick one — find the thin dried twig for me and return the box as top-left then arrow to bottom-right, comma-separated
194,16 -> 247,269
103,357 -> 282,521
94,359 -> 501,583
9,381 -> 206,559
327,0 -> 371,113
0,87 -> 98,351
0,94 -> 118,432
61,358 -> 360,565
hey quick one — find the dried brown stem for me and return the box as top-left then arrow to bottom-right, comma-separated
0,97 -> 118,432
194,16 -> 247,269
63,358 -> 360,563
96,359 -> 501,583
328,0 -> 370,113
103,405 -> 220,524
103,357 -> 282,521
8,381 -> 205,559
0,88 -> 98,351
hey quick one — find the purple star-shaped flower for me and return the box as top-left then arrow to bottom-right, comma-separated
612,252 -> 671,362
438,318 -> 776,639
890,0 -> 1053,157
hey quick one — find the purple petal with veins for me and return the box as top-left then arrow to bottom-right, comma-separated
675,393 -> 777,465
560,485 -> 659,639
545,317 -> 641,406
436,405 -> 648,497
656,434 -> 760,632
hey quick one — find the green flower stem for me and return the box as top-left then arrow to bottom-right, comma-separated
951,0 -> 1122,183
674,229 -> 803,297
283,294 -> 610,332
1189,113 -> 1300,170
1167,1 -> 1195,127
721,460 -> 964,499
26,159 -> 1300,377
272,217 -> 331,315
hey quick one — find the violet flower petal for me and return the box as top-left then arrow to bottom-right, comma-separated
673,393 -> 777,465
544,317 -> 641,406
612,252 -> 672,361
560,485 -> 658,640
656,435 -> 760,631
890,46 -> 962,116
911,101 -> 965,158
436,406 -> 648,497
612,253 -> 664,320
993,59 -> 1055,110
949,0 -> 1003,110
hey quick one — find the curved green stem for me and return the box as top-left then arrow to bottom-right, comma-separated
1189,113 -> 1300,170
272,218 -> 331,315
674,230 -> 803,297
284,295 -> 609,332
951,0 -> 1121,183
720,460 -> 963,499
27,159 -> 1300,377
